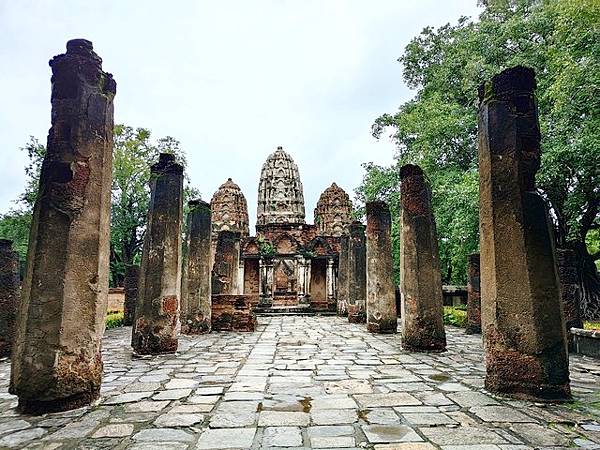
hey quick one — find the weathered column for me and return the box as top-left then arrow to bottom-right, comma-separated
399,164 -> 446,351
556,248 -> 582,345
212,231 -> 241,295
131,153 -> 184,355
302,259 -> 312,305
478,66 -> 570,401
347,222 -> 367,323
123,264 -> 139,326
366,201 -> 397,333
181,200 -> 212,334
10,39 -> 116,414
258,258 -> 265,297
326,257 -> 336,311
0,240 -> 19,358
337,236 -> 349,316
465,253 -> 481,334
238,259 -> 245,294
296,255 -> 306,299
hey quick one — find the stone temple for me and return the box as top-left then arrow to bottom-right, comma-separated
210,146 -> 352,311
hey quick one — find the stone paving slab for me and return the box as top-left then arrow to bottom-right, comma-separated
0,316 -> 599,449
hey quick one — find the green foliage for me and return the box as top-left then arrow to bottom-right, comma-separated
257,237 -> 275,257
106,124 -> 198,285
587,230 -> 600,271
19,137 -> 46,211
360,0 -> 600,287
443,306 -> 468,328
355,163 -> 401,283
105,310 -> 124,329
0,137 -> 46,260
1,125 -> 199,286
584,321 -> 600,331
0,210 -> 32,260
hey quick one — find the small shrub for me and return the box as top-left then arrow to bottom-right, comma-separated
106,311 -> 124,329
443,306 -> 467,328
584,321 -> 600,331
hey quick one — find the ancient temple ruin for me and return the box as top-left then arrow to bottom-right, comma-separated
212,147 -> 353,311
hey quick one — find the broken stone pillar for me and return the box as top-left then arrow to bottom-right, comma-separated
556,248 -> 582,345
123,264 -> 139,326
366,201 -> 397,333
212,231 -> 241,295
131,153 -> 184,355
347,221 -> 367,323
10,39 -> 116,414
181,199 -> 212,334
0,240 -> 19,358
478,66 -> 570,401
399,164 -> 446,352
337,235 -> 349,316
465,253 -> 481,335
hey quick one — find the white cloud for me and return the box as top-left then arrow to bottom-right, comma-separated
0,0 -> 480,232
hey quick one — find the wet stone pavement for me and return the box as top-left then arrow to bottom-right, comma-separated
0,316 -> 600,449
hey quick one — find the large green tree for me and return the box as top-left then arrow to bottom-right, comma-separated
358,0 -> 600,318
0,125 -> 199,286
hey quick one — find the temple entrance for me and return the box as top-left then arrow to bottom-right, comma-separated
273,258 -> 298,306
243,258 -> 259,295
310,258 -> 327,309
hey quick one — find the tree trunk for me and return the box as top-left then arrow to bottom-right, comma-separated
569,240 -> 600,321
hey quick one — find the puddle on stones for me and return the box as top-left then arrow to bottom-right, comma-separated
429,373 -> 451,382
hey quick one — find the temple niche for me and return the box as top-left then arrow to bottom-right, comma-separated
213,146 -> 352,311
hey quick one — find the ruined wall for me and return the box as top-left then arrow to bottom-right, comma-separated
212,295 -> 257,332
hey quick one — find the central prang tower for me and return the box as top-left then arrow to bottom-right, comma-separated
256,146 -> 305,226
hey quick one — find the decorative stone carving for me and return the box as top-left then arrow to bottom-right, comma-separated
211,178 -> 249,239
314,183 -> 352,236
257,147 -> 305,226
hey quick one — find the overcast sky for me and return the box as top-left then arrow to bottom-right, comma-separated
0,1 -> 480,232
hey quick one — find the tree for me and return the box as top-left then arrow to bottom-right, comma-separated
360,0 -> 600,317
110,125 -> 199,285
0,137 -> 46,261
0,125 -> 200,287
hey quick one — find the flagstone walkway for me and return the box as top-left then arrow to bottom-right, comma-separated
1,316 -> 599,449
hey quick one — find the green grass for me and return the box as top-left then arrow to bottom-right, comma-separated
106,310 -> 124,329
443,306 -> 467,328
584,321 -> 600,330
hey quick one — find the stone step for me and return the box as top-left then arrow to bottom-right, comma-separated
254,306 -> 337,316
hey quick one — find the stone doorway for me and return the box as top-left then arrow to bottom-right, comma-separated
273,258 -> 298,307
243,258 -> 259,295
310,258 -> 327,309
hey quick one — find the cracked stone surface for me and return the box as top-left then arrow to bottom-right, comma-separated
0,316 -> 599,449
